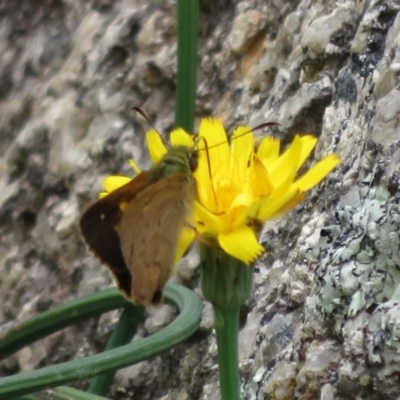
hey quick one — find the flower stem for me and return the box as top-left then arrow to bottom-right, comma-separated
87,303 -> 144,395
200,245 -> 253,400
176,0 -> 199,132
214,306 -> 241,400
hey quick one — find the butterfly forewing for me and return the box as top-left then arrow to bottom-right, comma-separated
79,171 -> 150,297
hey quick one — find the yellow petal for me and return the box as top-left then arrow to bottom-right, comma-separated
146,129 -> 167,163
258,188 -> 300,221
295,154 -> 340,191
170,128 -> 194,147
218,226 -> 264,264
249,156 -> 273,197
233,198 -> 262,228
198,118 -> 229,149
174,226 -> 195,265
230,125 -> 253,185
228,192 -> 253,216
195,118 -> 231,212
194,201 -> 225,235
100,175 -> 131,197
257,136 -> 280,163
268,135 -> 302,195
129,159 -> 141,174
198,118 -> 230,178
194,158 -> 217,211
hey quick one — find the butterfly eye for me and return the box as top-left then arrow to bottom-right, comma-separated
189,152 -> 198,172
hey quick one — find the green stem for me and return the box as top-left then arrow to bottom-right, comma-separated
214,307 -> 240,400
0,289 -> 131,362
0,284 -> 202,399
200,245 -> 254,400
175,0 -> 199,132
87,304 -> 144,396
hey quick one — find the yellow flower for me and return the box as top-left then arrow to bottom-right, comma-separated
191,119 -> 339,264
100,118 -> 340,266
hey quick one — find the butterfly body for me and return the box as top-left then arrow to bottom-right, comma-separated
80,145 -> 197,306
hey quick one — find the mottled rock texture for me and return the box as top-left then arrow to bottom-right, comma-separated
0,0 -> 400,399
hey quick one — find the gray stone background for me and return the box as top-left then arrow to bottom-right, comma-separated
0,0 -> 400,399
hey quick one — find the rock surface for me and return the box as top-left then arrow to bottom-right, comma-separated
0,0 -> 400,399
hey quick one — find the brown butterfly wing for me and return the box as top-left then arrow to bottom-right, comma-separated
80,171 -> 150,297
115,173 -> 195,305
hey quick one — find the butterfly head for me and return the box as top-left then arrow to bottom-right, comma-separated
149,145 -> 198,182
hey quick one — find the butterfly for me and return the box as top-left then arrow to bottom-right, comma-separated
80,144 -> 198,306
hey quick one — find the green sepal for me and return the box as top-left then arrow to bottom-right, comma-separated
200,244 -> 254,310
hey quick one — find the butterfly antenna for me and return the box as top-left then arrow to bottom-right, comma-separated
132,107 -> 171,148
251,121 -> 280,131
205,122 -> 280,150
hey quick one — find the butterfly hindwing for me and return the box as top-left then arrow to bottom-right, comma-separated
116,173 -> 195,305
